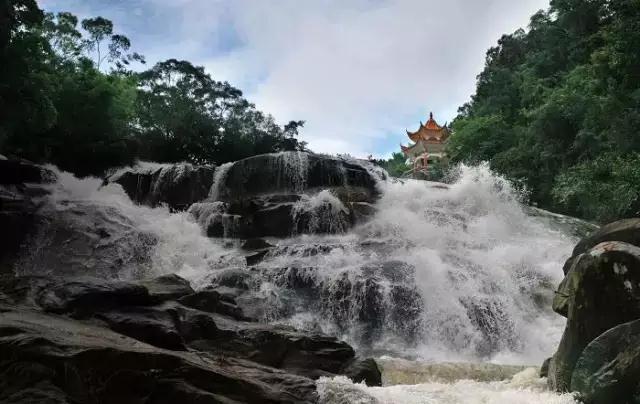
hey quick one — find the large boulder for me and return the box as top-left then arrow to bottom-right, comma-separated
548,241 -> 640,392
106,163 -> 214,211
571,319 -> 640,404
18,202 -> 157,278
189,152 -> 382,239
573,218 -> 640,257
563,218 -> 639,275
217,152 -> 378,201
0,309 -> 318,404
0,159 -> 54,271
190,192 -> 357,238
0,158 -> 55,185
0,274 -> 382,388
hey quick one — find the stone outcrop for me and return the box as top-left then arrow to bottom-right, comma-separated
106,163 -> 214,211
0,153 -> 387,403
0,309 -> 318,404
571,319 -> 640,403
18,202 -> 158,279
217,152 -> 380,201
188,152 -> 381,239
0,272 -> 382,403
0,159 -> 54,271
547,218 -> 640,403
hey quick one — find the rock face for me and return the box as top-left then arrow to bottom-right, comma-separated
1,153 -> 387,402
0,309 -> 318,404
547,218 -> 640,402
189,152 -> 381,238
17,202 -> 158,279
218,152 -> 379,200
207,258 -> 425,347
571,319 -> 640,404
0,159 -> 54,271
106,163 -> 214,211
0,272 -> 382,403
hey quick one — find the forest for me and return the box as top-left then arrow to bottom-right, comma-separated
0,1 -> 305,177
449,0 -> 640,223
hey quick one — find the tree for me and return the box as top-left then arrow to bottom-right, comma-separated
0,0 -> 55,150
449,0 -> 640,222
80,16 -> 144,70
136,59 -> 305,164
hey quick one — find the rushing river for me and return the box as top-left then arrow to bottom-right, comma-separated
31,157 -> 587,403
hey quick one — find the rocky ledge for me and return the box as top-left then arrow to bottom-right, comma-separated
546,218 -> 640,403
0,273 -> 380,403
106,152 -> 382,238
0,157 -> 381,404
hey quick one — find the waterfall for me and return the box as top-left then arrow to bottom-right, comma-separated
23,159 -> 586,403
208,161 -> 234,201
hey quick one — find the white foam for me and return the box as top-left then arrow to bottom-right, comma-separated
317,368 -> 579,404
42,166 -> 244,285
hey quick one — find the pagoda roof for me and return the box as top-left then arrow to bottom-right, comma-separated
406,112 -> 450,143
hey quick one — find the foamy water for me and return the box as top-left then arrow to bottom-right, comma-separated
317,368 -> 579,404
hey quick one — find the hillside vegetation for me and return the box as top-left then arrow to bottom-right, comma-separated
0,1 -> 305,177
449,0 -> 640,223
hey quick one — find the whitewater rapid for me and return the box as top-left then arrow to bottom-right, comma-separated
33,160 -> 586,403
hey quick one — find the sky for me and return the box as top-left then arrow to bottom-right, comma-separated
39,0 -> 550,158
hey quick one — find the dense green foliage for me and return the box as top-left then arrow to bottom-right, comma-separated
372,152 -> 410,177
0,1 -> 305,176
450,0 -> 640,222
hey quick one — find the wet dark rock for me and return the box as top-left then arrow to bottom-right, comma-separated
241,238 -> 275,250
36,277 -> 152,314
0,159 -> 55,185
349,202 -> 377,224
462,297 -> 520,357
19,202 -> 158,278
219,152 -> 377,201
572,218 -> 640,257
571,319 -> 640,404
341,358 -> 382,386
0,187 -> 40,269
246,249 -> 270,266
548,241 -> 640,392
178,289 -> 248,321
0,159 -> 54,270
210,268 -> 253,290
193,323 -> 356,379
540,357 -> 551,378
106,163 -> 214,211
0,309 -> 318,404
95,305 -> 187,350
189,153 -> 380,238
141,273 -> 195,302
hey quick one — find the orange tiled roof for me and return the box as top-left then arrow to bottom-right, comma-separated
406,112 -> 449,143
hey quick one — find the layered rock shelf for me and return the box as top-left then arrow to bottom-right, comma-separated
0,155 -> 382,404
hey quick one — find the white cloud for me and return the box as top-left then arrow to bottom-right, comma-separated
199,0 -> 549,157
42,0 -> 550,157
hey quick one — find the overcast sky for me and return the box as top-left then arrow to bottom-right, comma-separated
40,0 -> 549,158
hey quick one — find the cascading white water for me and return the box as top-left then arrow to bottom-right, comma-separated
317,368 -> 579,403
292,190 -> 351,234
29,167 -> 245,284
252,163 -> 575,365
208,161 -> 234,201
26,160 -> 586,403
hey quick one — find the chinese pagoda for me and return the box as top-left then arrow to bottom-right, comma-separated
400,112 -> 450,176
